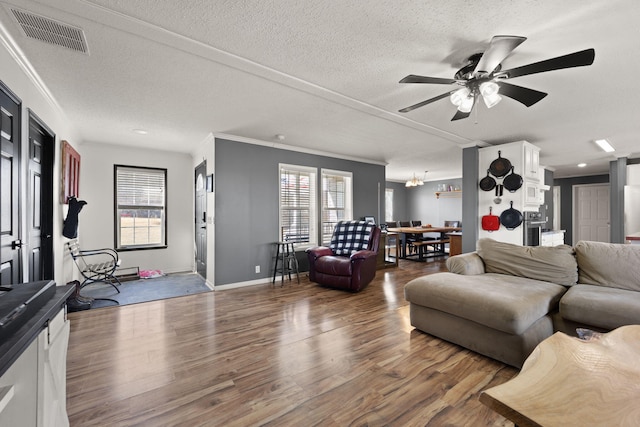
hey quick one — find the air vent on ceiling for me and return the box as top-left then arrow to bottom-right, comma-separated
10,8 -> 89,54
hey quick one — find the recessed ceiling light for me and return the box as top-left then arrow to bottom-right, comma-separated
578,163 -> 587,168
594,139 -> 615,152
133,129 -> 148,135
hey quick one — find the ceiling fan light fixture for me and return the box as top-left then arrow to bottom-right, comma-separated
480,81 -> 502,108
450,87 -> 470,107
458,95 -> 474,113
480,81 -> 499,97
483,92 -> 502,108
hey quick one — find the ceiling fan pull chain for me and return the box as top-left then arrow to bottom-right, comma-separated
474,101 -> 479,124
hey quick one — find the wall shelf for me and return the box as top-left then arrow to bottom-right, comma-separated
435,190 -> 462,199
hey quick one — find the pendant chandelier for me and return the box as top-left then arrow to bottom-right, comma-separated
406,171 -> 427,187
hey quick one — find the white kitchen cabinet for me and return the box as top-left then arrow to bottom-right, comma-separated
38,309 -> 70,427
524,143 -> 540,182
0,305 -> 69,427
0,336 -> 39,426
541,230 -> 565,246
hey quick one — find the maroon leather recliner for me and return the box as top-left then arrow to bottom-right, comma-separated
306,221 -> 381,292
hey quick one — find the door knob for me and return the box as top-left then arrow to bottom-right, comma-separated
11,239 -> 23,249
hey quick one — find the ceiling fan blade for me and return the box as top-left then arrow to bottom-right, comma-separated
473,35 -> 527,76
399,92 -> 451,113
498,48 -> 595,79
451,109 -> 471,121
399,75 -> 457,84
497,81 -> 547,107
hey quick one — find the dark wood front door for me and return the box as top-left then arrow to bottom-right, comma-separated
0,81 -> 22,285
27,110 -> 55,281
194,161 -> 207,279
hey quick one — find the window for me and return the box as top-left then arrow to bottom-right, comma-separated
385,188 -> 394,221
279,164 -> 317,246
321,169 -> 352,245
114,165 -> 167,250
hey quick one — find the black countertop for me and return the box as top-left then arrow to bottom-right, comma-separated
0,285 -> 74,377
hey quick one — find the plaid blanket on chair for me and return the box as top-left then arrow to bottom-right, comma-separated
330,220 -> 375,255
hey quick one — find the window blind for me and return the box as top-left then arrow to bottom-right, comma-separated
279,165 -> 316,245
114,165 -> 167,249
321,169 -> 352,244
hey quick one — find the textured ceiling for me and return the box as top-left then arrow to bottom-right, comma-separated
1,0 -> 638,181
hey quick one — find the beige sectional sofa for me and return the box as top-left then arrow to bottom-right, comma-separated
404,238 -> 640,368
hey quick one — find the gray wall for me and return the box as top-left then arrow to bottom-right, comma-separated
384,181 -> 408,223
407,178 -> 463,226
539,168 -> 554,230
385,179 -> 463,227
215,138 -> 385,285
554,174 -> 608,244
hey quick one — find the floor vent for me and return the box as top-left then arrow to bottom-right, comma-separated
10,8 -> 89,54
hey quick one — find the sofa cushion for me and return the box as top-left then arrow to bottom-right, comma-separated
330,221 -> 375,256
477,238 -> 578,286
560,284 -> 640,329
315,255 -> 351,276
446,252 -> 485,275
574,240 -> 640,291
404,272 -> 567,335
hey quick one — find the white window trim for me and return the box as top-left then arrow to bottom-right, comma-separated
385,188 -> 394,222
278,163 -> 318,249
114,165 -> 167,251
321,168 -> 353,245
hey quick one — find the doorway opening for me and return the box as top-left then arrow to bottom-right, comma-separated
195,161 -> 207,279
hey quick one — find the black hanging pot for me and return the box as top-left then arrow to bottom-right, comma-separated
500,201 -> 523,230
489,150 -> 512,178
503,166 -> 523,193
479,169 -> 496,191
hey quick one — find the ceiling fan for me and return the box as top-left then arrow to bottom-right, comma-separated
398,35 -> 595,121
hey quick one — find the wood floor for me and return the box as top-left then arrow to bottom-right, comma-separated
66,258 -> 517,426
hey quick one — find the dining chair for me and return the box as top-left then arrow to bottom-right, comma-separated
384,221 -> 399,258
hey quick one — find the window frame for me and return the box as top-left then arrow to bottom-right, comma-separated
278,163 -> 317,249
321,168 -> 353,245
385,188 -> 394,222
113,164 -> 168,251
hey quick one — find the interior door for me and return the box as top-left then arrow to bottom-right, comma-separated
194,161 -> 207,279
27,111 -> 55,281
574,183 -> 610,244
0,81 -> 22,285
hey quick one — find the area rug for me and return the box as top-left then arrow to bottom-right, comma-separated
80,272 -> 211,309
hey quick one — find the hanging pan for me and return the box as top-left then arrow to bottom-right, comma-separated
500,201 -> 523,230
503,166 -> 523,193
493,184 -> 503,204
481,206 -> 500,232
489,150 -> 512,178
479,169 -> 496,191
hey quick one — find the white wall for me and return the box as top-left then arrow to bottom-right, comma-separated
628,164 -> 640,185
407,179 -> 463,226
78,143 -> 194,273
1,29 -> 80,286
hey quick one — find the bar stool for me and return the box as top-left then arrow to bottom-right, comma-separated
272,241 -> 300,285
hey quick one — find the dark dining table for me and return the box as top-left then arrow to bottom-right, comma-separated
387,226 -> 461,260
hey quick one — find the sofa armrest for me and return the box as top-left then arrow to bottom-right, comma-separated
446,252 -> 486,275
350,249 -> 376,261
306,246 -> 333,259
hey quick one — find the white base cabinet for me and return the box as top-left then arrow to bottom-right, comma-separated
0,307 -> 69,427
541,231 -> 565,246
